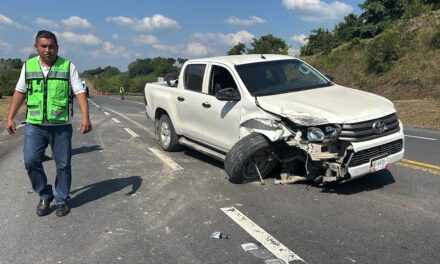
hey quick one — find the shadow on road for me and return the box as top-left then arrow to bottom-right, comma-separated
320,170 -> 395,195
182,148 -> 224,169
72,145 -> 103,156
68,176 -> 142,208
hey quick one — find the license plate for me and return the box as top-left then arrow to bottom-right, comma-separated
370,156 -> 390,172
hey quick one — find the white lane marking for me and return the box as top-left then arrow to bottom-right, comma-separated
221,206 -> 305,263
405,135 -> 437,141
112,118 -> 121,124
148,147 -> 183,171
105,108 -> 154,136
104,111 -> 110,116
124,128 -> 139,138
88,99 -> 100,109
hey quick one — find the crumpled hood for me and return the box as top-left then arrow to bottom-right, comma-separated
256,84 -> 395,125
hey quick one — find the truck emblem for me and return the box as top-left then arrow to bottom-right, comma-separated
372,120 -> 387,134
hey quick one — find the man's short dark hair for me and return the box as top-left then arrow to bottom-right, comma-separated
35,30 -> 58,46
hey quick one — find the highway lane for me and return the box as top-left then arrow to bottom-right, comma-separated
0,95 -> 439,264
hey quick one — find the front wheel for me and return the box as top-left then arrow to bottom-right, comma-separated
224,133 -> 278,184
158,114 -> 180,151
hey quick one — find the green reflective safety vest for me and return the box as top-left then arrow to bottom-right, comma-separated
25,56 -> 72,124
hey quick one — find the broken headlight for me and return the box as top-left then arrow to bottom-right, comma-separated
307,126 -> 339,142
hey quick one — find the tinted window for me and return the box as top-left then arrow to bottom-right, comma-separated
236,59 -> 331,96
184,64 -> 206,92
209,65 -> 238,96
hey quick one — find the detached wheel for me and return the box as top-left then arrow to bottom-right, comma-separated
158,114 -> 180,151
224,133 -> 278,184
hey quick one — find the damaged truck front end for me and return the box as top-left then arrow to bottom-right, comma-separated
272,112 -> 404,184
233,108 -> 405,185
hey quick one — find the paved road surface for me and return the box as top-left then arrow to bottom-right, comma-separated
0,95 -> 439,264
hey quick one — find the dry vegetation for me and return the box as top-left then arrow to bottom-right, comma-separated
0,96 -> 25,122
395,100 -> 440,129
0,96 -> 12,121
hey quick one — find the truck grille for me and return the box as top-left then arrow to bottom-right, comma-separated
339,113 -> 400,142
348,139 -> 403,167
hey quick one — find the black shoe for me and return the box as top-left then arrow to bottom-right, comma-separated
36,195 -> 54,216
56,203 -> 70,217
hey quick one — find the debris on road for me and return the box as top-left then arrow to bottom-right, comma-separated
211,231 -> 230,239
241,243 -> 258,251
274,172 -> 307,185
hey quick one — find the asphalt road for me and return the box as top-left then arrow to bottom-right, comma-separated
0,95 -> 439,264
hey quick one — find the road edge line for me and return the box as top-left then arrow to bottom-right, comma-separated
221,206 -> 305,263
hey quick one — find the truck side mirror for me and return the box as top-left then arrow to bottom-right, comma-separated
216,88 -> 241,101
324,74 -> 334,82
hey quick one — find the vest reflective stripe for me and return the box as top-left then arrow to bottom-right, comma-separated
25,72 -> 45,78
30,110 -> 40,116
25,56 -> 71,124
48,71 -> 69,79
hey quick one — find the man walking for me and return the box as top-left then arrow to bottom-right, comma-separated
5,30 -> 92,217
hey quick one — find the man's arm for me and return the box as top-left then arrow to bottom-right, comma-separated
5,91 -> 26,135
76,92 -> 92,134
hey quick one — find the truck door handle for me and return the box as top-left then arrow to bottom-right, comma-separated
202,102 -> 211,108
177,96 -> 185,102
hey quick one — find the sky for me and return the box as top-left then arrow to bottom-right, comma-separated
0,0 -> 363,72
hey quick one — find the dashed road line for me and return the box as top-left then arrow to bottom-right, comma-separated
112,118 -> 121,124
104,111 -> 110,116
148,147 -> 183,171
124,128 -> 139,138
105,108 -> 154,136
405,135 -> 437,141
221,206 -> 305,263
88,99 -> 100,109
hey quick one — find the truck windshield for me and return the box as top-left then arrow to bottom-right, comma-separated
235,59 -> 332,96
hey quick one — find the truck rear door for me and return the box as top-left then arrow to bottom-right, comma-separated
175,63 -> 208,140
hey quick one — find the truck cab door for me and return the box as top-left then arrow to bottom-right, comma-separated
175,63 -> 207,140
197,64 -> 242,151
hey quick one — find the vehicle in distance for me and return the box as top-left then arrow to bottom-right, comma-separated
144,54 -> 404,184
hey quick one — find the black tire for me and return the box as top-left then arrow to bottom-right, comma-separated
224,133 -> 278,184
158,114 -> 180,151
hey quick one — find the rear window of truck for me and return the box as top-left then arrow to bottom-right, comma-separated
184,64 -> 206,92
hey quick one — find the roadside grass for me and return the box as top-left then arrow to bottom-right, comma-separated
395,100 -> 440,130
0,96 -> 25,121
0,96 -> 12,121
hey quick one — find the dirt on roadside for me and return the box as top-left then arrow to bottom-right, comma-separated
0,96 -> 26,121
394,100 -> 440,130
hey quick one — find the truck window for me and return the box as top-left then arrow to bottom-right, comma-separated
209,65 -> 238,96
184,64 -> 206,92
236,59 -> 331,96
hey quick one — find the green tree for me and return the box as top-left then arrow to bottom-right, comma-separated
227,43 -> 246,55
300,28 -> 336,56
359,0 -> 409,37
248,34 -> 289,55
177,57 -> 188,67
334,14 -> 362,43
128,58 -> 154,77
366,32 -> 401,73
0,69 -> 21,95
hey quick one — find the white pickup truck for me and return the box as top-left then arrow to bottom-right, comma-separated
144,54 -> 404,184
